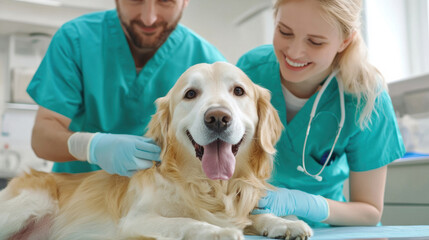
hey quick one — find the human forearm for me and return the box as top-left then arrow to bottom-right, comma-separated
31,108 -> 75,162
324,167 -> 387,226
324,198 -> 382,226
253,187 -> 382,226
31,106 -> 161,176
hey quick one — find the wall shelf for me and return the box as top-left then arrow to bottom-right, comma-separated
5,102 -> 38,111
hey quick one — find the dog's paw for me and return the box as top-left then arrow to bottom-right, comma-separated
278,219 -> 313,240
190,227 -> 244,240
215,228 -> 245,240
250,214 -> 313,240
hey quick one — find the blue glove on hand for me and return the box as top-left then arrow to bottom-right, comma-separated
89,133 -> 161,177
252,187 -> 329,222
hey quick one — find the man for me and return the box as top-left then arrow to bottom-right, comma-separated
27,0 -> 225,176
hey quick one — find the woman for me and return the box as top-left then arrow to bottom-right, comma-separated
237,0 -> 405,227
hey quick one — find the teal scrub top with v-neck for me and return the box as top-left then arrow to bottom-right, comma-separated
27,9 -> 226,174
237,45 -> 405,226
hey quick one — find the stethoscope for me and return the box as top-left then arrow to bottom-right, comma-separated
297,69 -> 345,181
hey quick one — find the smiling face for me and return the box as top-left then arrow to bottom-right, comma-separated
146,62 -> 283,181
169,63 -> 259,180
116,0 -> 189,50
273,0 -> 350,96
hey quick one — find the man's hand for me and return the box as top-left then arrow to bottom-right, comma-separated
68,132 -> 161,176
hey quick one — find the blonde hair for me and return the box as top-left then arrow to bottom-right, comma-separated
274,0 -> 387,129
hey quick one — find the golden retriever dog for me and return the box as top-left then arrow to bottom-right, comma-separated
0,62 -> 313,240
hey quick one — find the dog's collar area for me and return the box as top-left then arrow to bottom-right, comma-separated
186,130 -> 244,160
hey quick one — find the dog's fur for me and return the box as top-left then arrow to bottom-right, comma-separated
0,62 -> 313,240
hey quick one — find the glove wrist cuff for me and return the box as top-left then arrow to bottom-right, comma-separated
301,194 -> 329,222
67,132 -> 96,161
290,190 -> 329,223
318,196 -> 330,222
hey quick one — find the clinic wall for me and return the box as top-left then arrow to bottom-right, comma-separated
181,0 -> 274,63
0,35 -> 8,127
0,0 -> 99,31
365,0 -> 409,82
365,0 -> 429,82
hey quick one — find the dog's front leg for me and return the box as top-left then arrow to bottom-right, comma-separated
119,213 -> 244,240
247,214 -> 313,240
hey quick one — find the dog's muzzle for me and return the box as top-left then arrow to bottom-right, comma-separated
204,107 -> 232,132
186,107 -> 244,181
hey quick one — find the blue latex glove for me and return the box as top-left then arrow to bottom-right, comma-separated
252,187 -> 329,222
89,133 -> 161,177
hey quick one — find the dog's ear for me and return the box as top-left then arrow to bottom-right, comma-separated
250,85 -> 283,179
255,85 -> 284,155
146,95 -> 170,155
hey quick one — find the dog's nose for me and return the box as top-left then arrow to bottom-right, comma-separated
204,107 -> 232,132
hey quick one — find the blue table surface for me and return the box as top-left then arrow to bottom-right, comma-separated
403,152 -> 429,158
245,225 -> 429,239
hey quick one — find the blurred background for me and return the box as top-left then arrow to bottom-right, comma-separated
0,0 -> 428,226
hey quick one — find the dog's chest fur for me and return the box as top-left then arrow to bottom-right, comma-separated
125,169 -> 256,229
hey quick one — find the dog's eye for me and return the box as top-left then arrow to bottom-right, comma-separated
233,87 -> 245,96
184,89 -> 197,99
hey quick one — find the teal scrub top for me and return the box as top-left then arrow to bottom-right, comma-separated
27,10 -> 226,174
237,45 -> 406,226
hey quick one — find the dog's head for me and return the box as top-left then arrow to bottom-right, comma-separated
146,62 -> 283,181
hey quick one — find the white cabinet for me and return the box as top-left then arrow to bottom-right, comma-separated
380,67 -> 429,226
382,158 -> 429,225
5,33 -> 51,104
0,33 -> 53,178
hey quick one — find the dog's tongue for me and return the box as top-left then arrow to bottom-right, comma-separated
202,140 -> 235,180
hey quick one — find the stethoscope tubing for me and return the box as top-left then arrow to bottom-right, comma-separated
297,69 -> 345,181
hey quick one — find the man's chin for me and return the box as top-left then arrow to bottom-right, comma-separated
138,37 -> 163,49
125,19 -> 179,49
131,28 -> 168,49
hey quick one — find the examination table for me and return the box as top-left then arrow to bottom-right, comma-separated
245,225 -> 429,239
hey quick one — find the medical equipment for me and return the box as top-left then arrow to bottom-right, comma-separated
0,143 -> 21,177
297,69 -> 345,181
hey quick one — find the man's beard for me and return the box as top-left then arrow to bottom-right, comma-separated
120,12 -> 182,50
